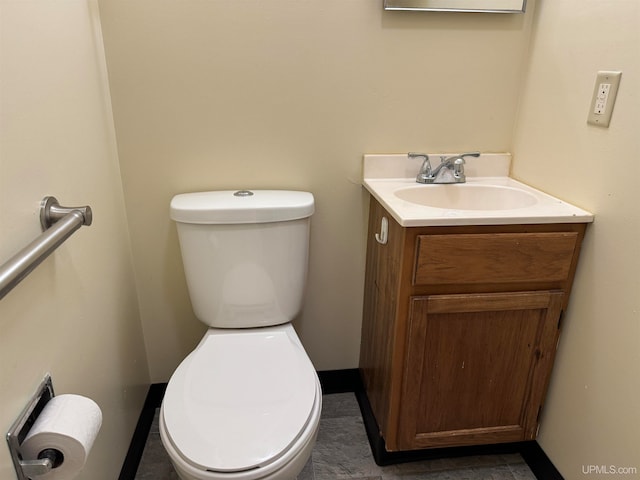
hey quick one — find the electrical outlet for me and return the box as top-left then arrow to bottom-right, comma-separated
587,71 -> 621,127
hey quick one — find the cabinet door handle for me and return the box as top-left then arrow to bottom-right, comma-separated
375,216 -> 389,245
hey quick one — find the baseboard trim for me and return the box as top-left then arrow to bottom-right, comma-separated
119,370 -> 563,480
318,368 -> 363,394
118,383 -> 166,480
520,441 -> 564,480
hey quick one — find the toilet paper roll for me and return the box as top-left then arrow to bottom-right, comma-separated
21,394 -> 102,480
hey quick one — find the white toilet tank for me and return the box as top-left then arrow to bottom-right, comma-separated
170,190 -> 314,328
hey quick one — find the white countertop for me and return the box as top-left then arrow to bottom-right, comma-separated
363,154 -> 594,227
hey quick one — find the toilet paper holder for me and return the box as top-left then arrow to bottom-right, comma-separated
6,374 -> 63,479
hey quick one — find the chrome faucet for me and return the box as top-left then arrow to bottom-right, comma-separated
409,152 -> 480,184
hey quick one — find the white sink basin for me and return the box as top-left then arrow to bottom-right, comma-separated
394,184 -> 538,211
362,153 -> 594,227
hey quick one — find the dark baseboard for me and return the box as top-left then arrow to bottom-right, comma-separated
118,383 -> 166,480
520,441 -> 564,480
119,370 -> 563,480
318,368 -> 363,394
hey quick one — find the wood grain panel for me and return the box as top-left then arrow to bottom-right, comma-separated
414,233 -> 578,285
359,197 -> 405,441
398,291 -> 563,449
359,197 -> 586,452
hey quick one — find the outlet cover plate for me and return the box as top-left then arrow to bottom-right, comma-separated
587,71 -> 622,128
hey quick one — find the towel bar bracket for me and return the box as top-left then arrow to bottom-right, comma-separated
0,196 -> 93,301
40,196 -> 92,231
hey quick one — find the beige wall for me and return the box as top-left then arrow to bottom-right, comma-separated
98,0 -> 535,381
0,1 -> 149,479
511,0 -> 640,478
2,0 -> 637,478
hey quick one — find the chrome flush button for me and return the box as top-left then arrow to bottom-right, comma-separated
233,190 -> 254,197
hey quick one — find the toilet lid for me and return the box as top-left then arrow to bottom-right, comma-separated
162,329 -> 317,473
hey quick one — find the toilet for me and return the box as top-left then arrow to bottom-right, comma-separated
159,190 -> 322,480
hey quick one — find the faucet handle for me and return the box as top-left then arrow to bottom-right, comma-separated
408,152 -> 429,161
454,152 -> 479,179
459,151 -> 481,160
409,153 -> 433,183
442,152 -> 481,163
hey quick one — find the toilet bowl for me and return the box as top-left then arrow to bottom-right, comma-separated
161,190 -> 321,480
159,324 -> 321,480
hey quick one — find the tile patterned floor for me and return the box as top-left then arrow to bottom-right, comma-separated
135,393 -> 537,480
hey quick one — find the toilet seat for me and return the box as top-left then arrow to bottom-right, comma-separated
161,325 -> 319,474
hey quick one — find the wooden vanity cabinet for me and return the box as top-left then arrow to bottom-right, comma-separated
360,197 -> 587,452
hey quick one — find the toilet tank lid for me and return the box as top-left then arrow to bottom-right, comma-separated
170,190 -> 314,224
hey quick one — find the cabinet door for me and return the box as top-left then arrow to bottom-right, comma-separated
398,291 -> 563,450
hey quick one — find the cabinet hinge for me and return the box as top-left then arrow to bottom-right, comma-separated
557,310 -> 565,330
